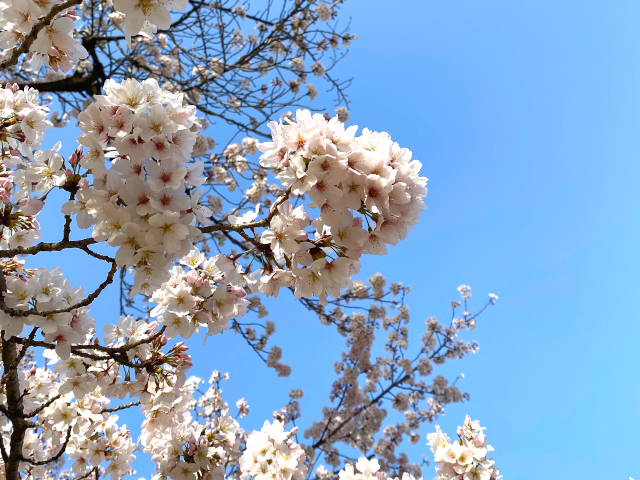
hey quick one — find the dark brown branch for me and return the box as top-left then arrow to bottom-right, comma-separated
20,425 -> 72,466
100,400 -> 140,413
11,327 -> 38,369
17,66 -> 101,94
2,334 -> 29,480
12,326 -> 168,370
24,394 -> 62,419
0,237 -> 97,258
74,466 -> 99,480
199,187 -> 291,234
80,245 -> 114,263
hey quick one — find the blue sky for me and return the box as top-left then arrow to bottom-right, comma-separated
329,1 -> 640,477
31,1 -> 640,479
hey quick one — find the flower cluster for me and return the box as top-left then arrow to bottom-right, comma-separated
152,247 -> 250,340
64,78 -> 206,292
333,457 -> 416,480
0,84 -> 60,249
0,83 -> 51,146
427,416 -> 502,480
0,1 -> 87,70
139,373 -> 242,480
255,109 -> 427,303
63,85 -> 430,317
0,265 -> 95,357
239,420 -> 308,480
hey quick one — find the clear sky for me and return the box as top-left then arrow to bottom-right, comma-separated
31,1 -> 640,479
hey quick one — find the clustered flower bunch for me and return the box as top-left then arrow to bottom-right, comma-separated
0,309 -> 193,480
0,265 -> 95,356
0,0 -> 87,71
330,456 -> 416,480
0,317 -> 188,480
60,77 -> 428,318
152,248 -> 250,341
0,83 -> 50,159
427,416 -> 501,480
253,110 -> 428,303
68,77 -> 206,287
0,0 -> 192,71
0,83 -> 53,243
0,78 -> 229,356
239,420 -> 307,480
140,372 -> 243,480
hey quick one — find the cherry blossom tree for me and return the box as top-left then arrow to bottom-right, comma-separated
0,2 -> 502,480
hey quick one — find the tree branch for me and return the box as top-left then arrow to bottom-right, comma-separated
0,237 -> 97,259
199,187 -> 291,234
0,261 -> 117,318
2,334 -> 29,480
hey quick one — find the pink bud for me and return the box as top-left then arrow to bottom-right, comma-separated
229,286 -> 247,298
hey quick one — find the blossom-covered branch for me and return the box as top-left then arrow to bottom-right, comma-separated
0,2 -> 504,480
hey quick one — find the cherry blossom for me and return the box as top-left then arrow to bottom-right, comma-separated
240,420 -> 308,480
427,417 -> 502,480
